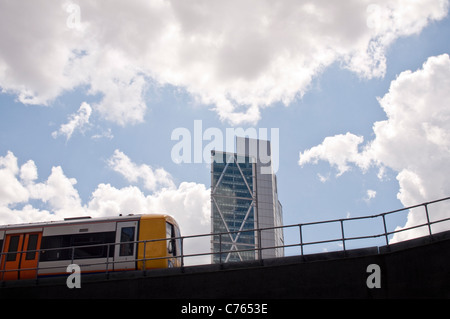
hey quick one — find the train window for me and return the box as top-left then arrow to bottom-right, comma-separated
119,227 -> 135,256
40,236 -> 68,261
73,234 -> 104,259
25,234 -> 39,260
6,235 -> 20,261
40,232 -> 115,261
166,223 -> 176,256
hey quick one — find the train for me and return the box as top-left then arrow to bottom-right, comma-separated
0,214 -> 182,281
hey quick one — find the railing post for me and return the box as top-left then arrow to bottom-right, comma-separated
35,249 -> 40,281
424,203 -> 433,236
143,241 -> 147,271
299,224 -> 303,256
219,233 -> 222,264
106,243 -> 110,277
257,228 -> 262,261
340,220 -> 346,251
180,237 -> 184,267
382,214 -> 389,246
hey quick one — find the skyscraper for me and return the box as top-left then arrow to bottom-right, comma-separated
211,137 -> 284,263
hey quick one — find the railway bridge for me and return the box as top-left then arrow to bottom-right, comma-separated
1,197 -> 450,299
0,230 -> 449,299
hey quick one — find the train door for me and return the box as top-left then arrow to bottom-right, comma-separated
1,232 -> 42,280
114,221 -> 137,271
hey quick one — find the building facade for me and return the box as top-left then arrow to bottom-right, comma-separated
211,137 -> 284,263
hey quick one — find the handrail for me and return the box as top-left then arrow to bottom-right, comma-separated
0,196 -> 449,281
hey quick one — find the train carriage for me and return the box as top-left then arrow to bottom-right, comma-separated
0,214 -> 182,281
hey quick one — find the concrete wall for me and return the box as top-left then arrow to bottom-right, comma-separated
1,231 -> 449,299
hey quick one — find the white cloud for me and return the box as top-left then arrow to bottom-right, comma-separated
20,160 -> 38,183
0,0 -> 448,125
28,166 -> 85,216
87,183 -> 149,218
0,205 -> 53,228
52,102 -> 92,140
0,1 -> 86,104
317,173 -> 330,183
107,149 -> 175,191
299,133 -> 370,176
91,128 -> 114,140
0,151 -> 29,206
365,189 -> 377,202
0,151 -> 85,221
86,51 -> 149,126
298,54 -> 450,241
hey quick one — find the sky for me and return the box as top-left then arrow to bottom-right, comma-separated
1,0 -> 450,261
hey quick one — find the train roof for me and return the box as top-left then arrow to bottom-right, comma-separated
0,213 -> 176,231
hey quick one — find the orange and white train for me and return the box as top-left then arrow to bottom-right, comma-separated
0,214 -> 182,280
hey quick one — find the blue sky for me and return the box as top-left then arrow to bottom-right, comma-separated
1,1 -> 450,258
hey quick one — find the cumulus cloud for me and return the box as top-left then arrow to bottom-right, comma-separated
52,102 -> 92,140
0,151 -> 85,222
91,128 -> 114,141
0,151 -> 29,206
107,149 -> 175,191
0,150 -> 211,262
0,0 -> 448,125
299,133 -> 370,176
19,160 -> 38,183
365,189 -> 377,203
298,54 -> 450,241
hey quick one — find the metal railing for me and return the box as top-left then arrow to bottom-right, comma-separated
1,196 -> 449,281
204,196 -> 450,262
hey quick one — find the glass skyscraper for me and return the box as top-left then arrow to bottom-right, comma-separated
211,137 -> 284,263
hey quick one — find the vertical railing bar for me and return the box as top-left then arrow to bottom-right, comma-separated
35,249 -> 40,281
340,220 -> 346,252
258,228 -> 262,261
181,237 -> 184,268
105,243 -> 110,278
219,233 -> 222,264
299,224 -> 303,256
424,203 -> 433,236
382,214 -> 389,246
143,240 -> 147,272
